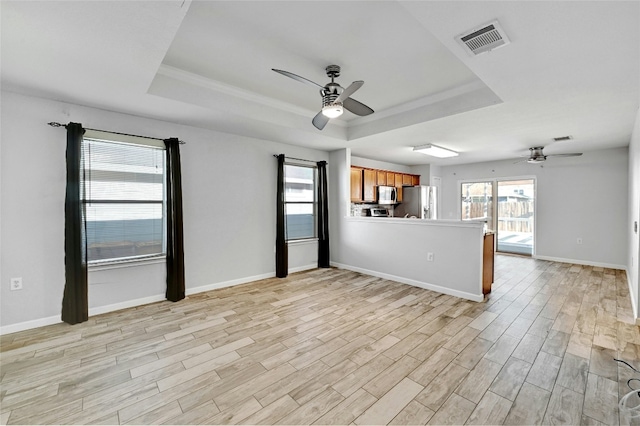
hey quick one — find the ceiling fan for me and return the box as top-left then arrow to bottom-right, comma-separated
272,65 -> 374,130
517,146 -> 583,164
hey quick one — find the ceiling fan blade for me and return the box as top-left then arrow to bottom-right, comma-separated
343,97 -> 374,116
335,81 -> 363,103
312,111 -> 330,130
547,153 -> 583,157
272,69 -> 323,89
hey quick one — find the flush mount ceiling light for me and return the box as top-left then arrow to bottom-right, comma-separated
413,144 -> 458,158
322,102 -> 343,118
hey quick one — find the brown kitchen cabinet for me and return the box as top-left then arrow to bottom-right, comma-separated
350,167 -> 363,202
363,169 -> 377,202
394,173 -> 403,188
386,172 -> 395,186
351,166 -> 420,203
483,232 -> 495,295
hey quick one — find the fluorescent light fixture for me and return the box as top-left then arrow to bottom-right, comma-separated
322,103 -> 343,118
413,144 -> 458,158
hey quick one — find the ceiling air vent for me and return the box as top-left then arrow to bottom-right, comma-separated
553,135 -> 573,142
456,20 -> 510,56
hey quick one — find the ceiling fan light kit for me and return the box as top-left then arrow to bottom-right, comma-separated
413,144 -> 459,158
322,103 -> 343,118
272,64 -> 374,130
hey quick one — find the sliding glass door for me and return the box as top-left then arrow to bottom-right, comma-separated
461,178 -> 535,256
461,181 -> 495,230
496,180 -> 534,255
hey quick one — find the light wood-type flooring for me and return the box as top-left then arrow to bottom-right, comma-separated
1,255 -> 639,425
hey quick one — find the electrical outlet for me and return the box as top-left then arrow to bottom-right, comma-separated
427,252 -> 434,262
10,277 -> 23,291
576,238 -> 583,245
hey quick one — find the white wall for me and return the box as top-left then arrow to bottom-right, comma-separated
351,156 -> 413,174
333,218 -> 484,301
329,149 -> 351,265
438,147 -> 629,269
0,91 -> 328,332
628,108 -> 640,318
351,156 -> 431,185
409,165 -> 431,185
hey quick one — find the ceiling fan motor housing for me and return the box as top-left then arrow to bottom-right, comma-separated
528,147 -> 546,163
321,83 -> 343,107
325,65 -> 341,78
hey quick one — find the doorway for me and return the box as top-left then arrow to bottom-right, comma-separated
461,178 -> 535,256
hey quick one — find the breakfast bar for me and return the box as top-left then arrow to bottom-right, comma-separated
334,217 -> 488,302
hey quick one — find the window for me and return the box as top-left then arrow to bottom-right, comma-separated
82,136 -> 166,263
284,164 -> 316,240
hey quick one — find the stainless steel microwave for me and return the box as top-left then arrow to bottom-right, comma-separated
377,185 -> 398,205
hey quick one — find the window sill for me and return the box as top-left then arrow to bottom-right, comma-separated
88,256 -> 166,272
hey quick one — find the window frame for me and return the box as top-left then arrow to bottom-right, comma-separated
82,133 -> 167,266
284,162 -> 318,242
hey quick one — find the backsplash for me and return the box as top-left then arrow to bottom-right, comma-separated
351,203 -> 397,217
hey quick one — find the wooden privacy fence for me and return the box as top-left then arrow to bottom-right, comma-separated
463,201 -> 534,233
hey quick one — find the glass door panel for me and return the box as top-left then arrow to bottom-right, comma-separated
461,181 -> 495,231
496,179 -> 534,255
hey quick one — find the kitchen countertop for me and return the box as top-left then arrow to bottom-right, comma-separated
346,216 -> 486,229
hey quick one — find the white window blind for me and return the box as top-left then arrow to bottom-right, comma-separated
284,164 -> 316,240
82,138 -> 166,263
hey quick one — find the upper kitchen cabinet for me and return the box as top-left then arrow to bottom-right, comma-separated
363,169 -> 377,202
386,172 -> 395,186
350,167 -> 363,202
350,166 -> 420,203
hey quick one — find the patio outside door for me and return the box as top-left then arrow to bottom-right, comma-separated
496,179 -> 534,255
461,179 -> 535,256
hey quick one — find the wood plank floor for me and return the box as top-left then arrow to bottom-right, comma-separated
1,255 -> 639,425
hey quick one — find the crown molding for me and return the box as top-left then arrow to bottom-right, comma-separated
156,64 -> 349,128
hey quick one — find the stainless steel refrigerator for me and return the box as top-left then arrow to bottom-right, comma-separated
400,186 -> 438,219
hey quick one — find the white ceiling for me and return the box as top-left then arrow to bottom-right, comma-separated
2,1 -> 638,166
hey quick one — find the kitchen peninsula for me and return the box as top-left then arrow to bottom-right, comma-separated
329,150 -> 491,303
336,216 -> 488,302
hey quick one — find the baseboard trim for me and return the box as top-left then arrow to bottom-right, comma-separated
89,294 -> 167,317
289,264 -> 318,274
330,262 -> 484,302
0,315 -> 62,336
186,272 -> 275,296
1,265 -> 318,335
533,255 -> 626,270
185,264 -> 317,296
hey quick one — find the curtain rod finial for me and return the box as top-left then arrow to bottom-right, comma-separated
48,122 -> 64,128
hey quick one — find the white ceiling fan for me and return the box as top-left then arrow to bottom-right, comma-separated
272,65 -> 374,130
516,146 -> 583,164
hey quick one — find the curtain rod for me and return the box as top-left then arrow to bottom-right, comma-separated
48,122 -> 186,144
273,154 -> 324,164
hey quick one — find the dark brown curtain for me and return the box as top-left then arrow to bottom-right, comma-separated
276,154 -> 288,277
62,122 -> 88,325
317,161 -> 330,268
164,138 -> 185,302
